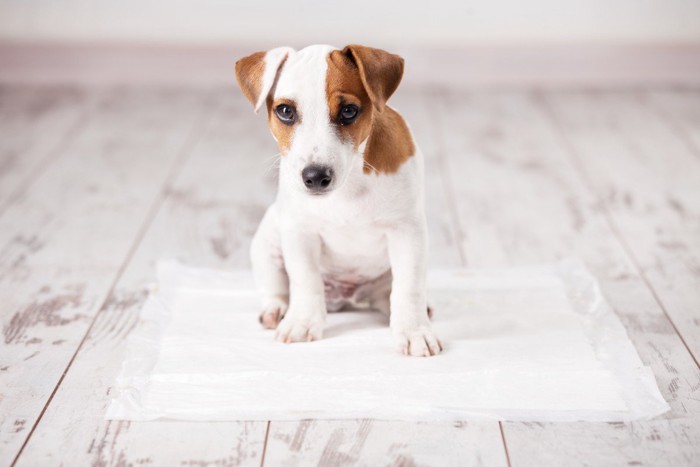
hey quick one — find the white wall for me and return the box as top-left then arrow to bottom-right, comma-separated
1,0 -> 699,46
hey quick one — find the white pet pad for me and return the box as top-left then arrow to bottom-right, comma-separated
106,260 -> 669,422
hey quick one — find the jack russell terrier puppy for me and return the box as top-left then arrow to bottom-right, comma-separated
235,44 -> 442,357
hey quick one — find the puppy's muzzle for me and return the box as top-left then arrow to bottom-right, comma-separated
302,164 -> 334,193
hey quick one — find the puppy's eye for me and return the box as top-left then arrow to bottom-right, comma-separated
275,104 -> 297,125
339,104 -> 360,125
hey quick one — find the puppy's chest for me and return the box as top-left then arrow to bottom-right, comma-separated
319,223 -> 389,279
310,183 -> 405,279
318,225 -> 389,308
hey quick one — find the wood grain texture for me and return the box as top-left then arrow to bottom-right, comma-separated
504,419 -> 700,467
0,86 -> 93,213
647,90 -> 700,159
431,90 -> 700,465
264,420 -> 508,467
0,87 -> 214,462
540,91 -> 700,366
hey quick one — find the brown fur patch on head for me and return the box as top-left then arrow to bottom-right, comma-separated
235,49 -> 295,155
235,51 -> 266,107
363,108 -> 415,174
235,48 -> 292,113
266,96 -> 298,155
327,47 -> 415,174
341,45 -> 404,111
326,50 -> 374,151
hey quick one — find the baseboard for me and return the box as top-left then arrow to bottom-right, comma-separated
1,42 -> 699,88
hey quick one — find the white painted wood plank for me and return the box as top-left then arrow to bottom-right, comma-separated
541,90 -> 700,365
0,86 -> 92,212
0,87 -> 213,462
79,420 -> 266,467
647,90 -> 700,158
264,420 -> 507,467
260,90 -> 507,466
504,419 -> 700,467
12,91 -> 275,466
433,90 -> 700,465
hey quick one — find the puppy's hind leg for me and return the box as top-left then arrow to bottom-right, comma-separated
250,204 -> 289,329
358,270 -> 390,319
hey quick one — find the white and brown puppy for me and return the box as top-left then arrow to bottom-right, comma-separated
235,44 -> 442,357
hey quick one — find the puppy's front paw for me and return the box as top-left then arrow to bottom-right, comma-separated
275,312 -> 324,343
259,297 -> 288,329
393,325 -> 443,357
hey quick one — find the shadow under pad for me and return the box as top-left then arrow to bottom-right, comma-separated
106,260 -> 669,422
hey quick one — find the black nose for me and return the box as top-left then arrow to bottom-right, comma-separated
301,165 -> 334,192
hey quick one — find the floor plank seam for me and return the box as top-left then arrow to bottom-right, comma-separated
431,89 -> 514,465
9,90 -> 221,467
499,422 -> 513,467
259,421 -> 271,467
533,90 -> 700,372
601,218 -> 700,371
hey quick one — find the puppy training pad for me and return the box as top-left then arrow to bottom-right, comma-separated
106,260 -> 668,422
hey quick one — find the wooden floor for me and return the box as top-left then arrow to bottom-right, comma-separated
1,84 -> 699,466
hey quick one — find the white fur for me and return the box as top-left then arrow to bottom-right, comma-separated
250,45 -> 442,356
254,47 -> 295,112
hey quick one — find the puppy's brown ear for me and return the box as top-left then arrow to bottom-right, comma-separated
235,47 -> 294,113
342,45 -> 404,112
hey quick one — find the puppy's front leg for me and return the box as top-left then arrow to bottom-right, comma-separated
387,222 -> 443,357
275,227 -> 326,342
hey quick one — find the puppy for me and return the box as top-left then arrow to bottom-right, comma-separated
235,44 -> 442,357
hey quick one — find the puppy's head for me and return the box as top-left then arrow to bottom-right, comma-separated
235,45 -> 404,196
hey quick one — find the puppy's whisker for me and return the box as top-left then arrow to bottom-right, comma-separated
261,152 -> 280,165
264,162 -> 280,176
263,153 -> 282,176
262,152 -> 281,166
